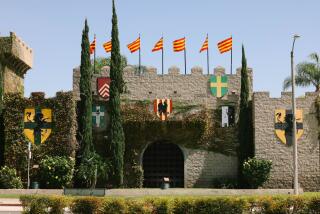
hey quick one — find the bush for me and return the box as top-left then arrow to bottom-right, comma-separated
38,156 -> 74,188
0,166 -> 23,188
76,151 -> 109,188
71,197 -> 103,214
212,177 -> 238,189
20,195 -> 320,214
102,198 -> 127,214
242,157 -> 272,188
20,195 -> 70,214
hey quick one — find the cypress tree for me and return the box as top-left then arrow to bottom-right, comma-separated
238,45 -> 254,187
78,19 -> 93,159
0,61 -> 4,166
108,0 -> 125,187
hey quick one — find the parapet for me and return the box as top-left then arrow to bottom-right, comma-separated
0,32 -> 33,75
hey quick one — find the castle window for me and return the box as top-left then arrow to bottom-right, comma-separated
174,91 -> 177,94
221,106 -> 235,127
149,91 -> 152,94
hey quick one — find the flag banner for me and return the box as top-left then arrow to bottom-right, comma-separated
210,75 -> 228,97
200,36 -> 208,52
217,37 -> 232,54
90,37 -> 96,54
127,37 -> 140,53
103,41 -> 112,53
92,105 -> 106,129
173,37 -> 185,52
152,37 -> 163,52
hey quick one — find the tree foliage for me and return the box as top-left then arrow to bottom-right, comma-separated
93,56 -> 127,74
283,52 -> 320,92
108,0 -> 125,187
238,45 -> 254,187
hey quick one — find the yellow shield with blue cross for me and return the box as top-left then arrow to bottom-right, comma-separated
274,109 -> 303,146
210,75 -> 228,98
24,107 -> 52,145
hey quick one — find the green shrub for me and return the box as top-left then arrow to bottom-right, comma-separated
171,198 -> 195,214
0,166 -> 23,188
242,157 -> 272,188
211,177 -> 238,189
76,151 -> 109,188
20,195 -> 69,214
308,197 -> 320,213
147,198 -> 170,214
71,197 -> 103,214
102,198 -> 127,214
38,156 -> 74,188
126,200 -> 153,214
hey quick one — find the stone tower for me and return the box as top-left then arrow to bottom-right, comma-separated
0,32 -> 33,94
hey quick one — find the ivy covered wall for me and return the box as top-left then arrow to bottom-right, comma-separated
119,100 -> 238,187
3,92 -> 77,181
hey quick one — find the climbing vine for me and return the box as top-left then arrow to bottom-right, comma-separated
3,92 -> 77,181
120,100 -> 238,187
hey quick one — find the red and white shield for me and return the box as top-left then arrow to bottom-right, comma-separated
153,99 -> 173,121
97,77 -> 111,99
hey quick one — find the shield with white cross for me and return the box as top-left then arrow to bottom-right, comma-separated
92,105 -> 106,129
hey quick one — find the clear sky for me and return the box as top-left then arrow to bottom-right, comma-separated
1,0 -> 319,97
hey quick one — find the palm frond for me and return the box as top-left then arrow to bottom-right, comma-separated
283,76 -> 292,91
309,52 -> 319,64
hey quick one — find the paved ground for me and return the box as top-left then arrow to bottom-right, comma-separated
0,199 -> 22,213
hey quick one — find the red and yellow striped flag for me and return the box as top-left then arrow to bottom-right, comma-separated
89,37 -> 96,54
217,37 -> 232,54
127,37 -> 140,53
173,37 -> 185,52
200,36 -> 208,52
103,41 -> 112,53
152,37 -> 163,52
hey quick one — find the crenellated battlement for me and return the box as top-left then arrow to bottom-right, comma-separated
0,32 -> 33,75
96,65 -> 252,77
73,65 -> 253,109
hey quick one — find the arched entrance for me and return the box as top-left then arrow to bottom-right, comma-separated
142,141 -> 184,188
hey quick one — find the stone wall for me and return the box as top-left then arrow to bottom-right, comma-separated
3,67 -> 24,94
253,92 -> 320,191
184,148 -> 238,187
0,32 -> 33,94
73,65 -> 253,109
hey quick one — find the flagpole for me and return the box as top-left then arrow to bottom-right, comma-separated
184,40 -> 187,75
207,34 -> 210,75
139,34 -> 141,74
230,35 -> 233,74
94,34 -> 96,74
162,42 -> 164,75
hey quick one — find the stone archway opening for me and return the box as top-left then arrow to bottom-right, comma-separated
142,141 -> 184,188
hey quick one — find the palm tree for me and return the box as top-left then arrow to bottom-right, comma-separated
283,53 -> 320,92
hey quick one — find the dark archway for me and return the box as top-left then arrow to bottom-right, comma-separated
142,141 -> 184,188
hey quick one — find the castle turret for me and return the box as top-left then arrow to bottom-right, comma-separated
0,32 -> 33,94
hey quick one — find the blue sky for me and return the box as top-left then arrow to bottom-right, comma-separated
1,0 -> 319,97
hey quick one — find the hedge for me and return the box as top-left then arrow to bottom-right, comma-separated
20,195 -> 320,214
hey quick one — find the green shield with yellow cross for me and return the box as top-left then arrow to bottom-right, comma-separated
24,107 -> 52,145
210,75 -> 228,98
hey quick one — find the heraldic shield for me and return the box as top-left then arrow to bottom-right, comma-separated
154,99 -> 172,121
97,77 -> 111,99
24,107 -> 52,145
274,109 -> 303,146
210,75 -> 228,98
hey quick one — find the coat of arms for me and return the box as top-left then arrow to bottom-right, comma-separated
274,109 -> 303,145
153,99 -> 172,121
92,105 -> 106,129
24,107 -> 52,145
97,77 -> 111,99
210,75 -> 228,98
